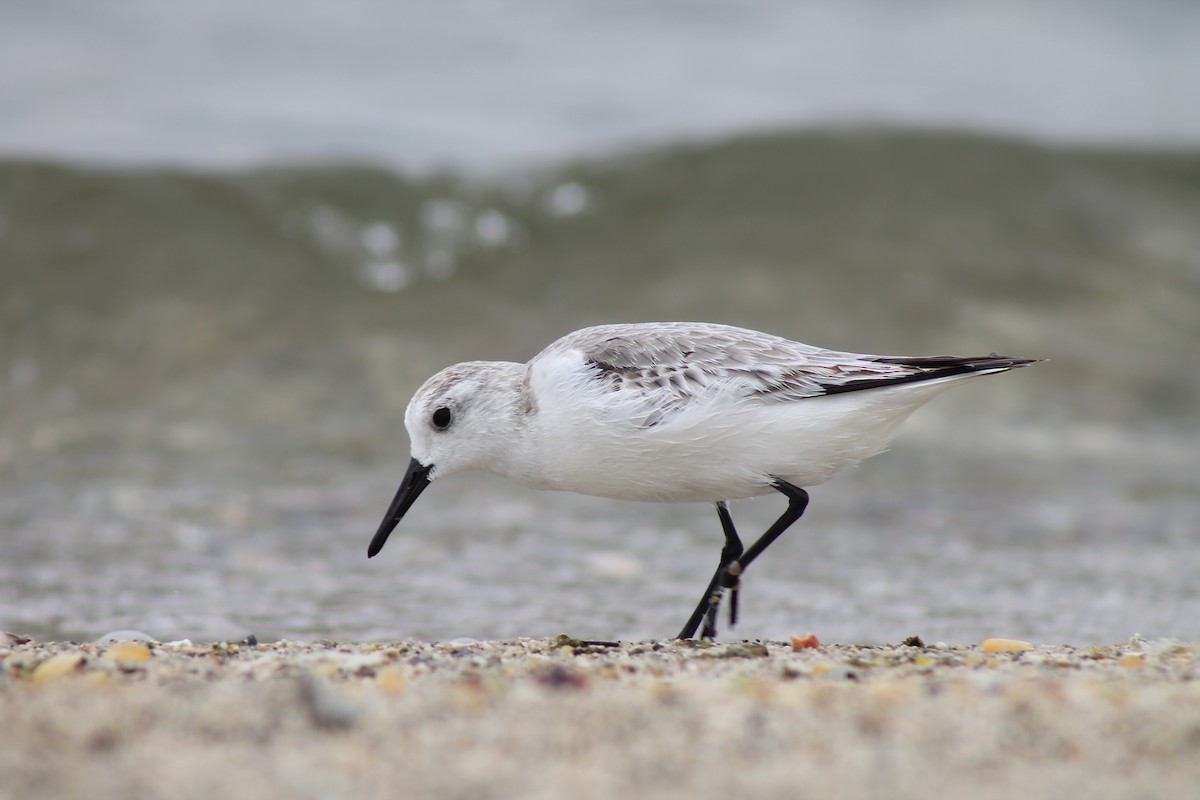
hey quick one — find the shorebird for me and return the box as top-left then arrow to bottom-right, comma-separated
368,322 -> 1038,639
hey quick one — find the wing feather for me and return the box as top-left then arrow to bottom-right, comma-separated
539,323 -> 1033,428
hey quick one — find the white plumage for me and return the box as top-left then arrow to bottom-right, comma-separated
369,322 -> 1038,639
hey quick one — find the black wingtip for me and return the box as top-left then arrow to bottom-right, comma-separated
873,354 -> 1043,370
819,353 -> 1042,395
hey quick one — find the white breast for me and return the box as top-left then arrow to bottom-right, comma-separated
515,348 -> 966,503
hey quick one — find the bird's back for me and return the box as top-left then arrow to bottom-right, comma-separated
520,323 -> 1036,502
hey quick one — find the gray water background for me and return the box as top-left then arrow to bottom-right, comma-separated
4,0 -> 1200,168
1,2 -> 1198,645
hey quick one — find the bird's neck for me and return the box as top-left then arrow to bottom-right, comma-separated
468,362 -> 542,484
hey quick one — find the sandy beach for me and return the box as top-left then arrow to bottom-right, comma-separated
3,634 -> 1198,800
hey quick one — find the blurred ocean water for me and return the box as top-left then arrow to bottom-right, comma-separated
2,0 -> 1198,169
2,131 -> 1198,644
1,3 -> 1198,644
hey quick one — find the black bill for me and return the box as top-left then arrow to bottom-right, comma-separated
367,457 -> 433,557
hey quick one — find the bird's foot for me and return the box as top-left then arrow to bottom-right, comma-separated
720,561 -> 743,628
701,591 -> 721,640
728,581 -> 740,627
699,563 -> 745,640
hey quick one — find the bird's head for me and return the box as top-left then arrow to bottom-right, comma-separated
367,361 -> 524,558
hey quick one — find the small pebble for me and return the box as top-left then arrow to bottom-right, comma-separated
716,643 -> 769,659
791,633 -> 821,651
103,642 -> 152,664
32,652 -> 87,684
298,675 -> 359,729
531,663 -> 588,689
981,638 -> 1034,653
375,667 -> 407,694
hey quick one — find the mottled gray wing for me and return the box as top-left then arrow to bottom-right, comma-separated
548,322 -> 1034,425
558,323 -> 890,399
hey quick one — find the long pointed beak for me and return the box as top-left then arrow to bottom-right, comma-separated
367,457 -> 433,558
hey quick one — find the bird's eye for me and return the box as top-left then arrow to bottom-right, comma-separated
431,406 -> 452,430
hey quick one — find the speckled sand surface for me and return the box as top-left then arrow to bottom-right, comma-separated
3,635 -> 1199,800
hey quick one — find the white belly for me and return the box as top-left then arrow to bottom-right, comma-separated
520,379 -> 960,503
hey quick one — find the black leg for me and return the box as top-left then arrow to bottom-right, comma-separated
723,504 -> 741,629
677,502 -> 742,640
726,479 -> 809,578
701,502 -> 744,639
676,479 -> 810,640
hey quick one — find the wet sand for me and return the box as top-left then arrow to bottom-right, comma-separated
2,634 -> 1198,799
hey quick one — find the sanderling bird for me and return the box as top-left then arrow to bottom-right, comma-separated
368,322 -> 1038,640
